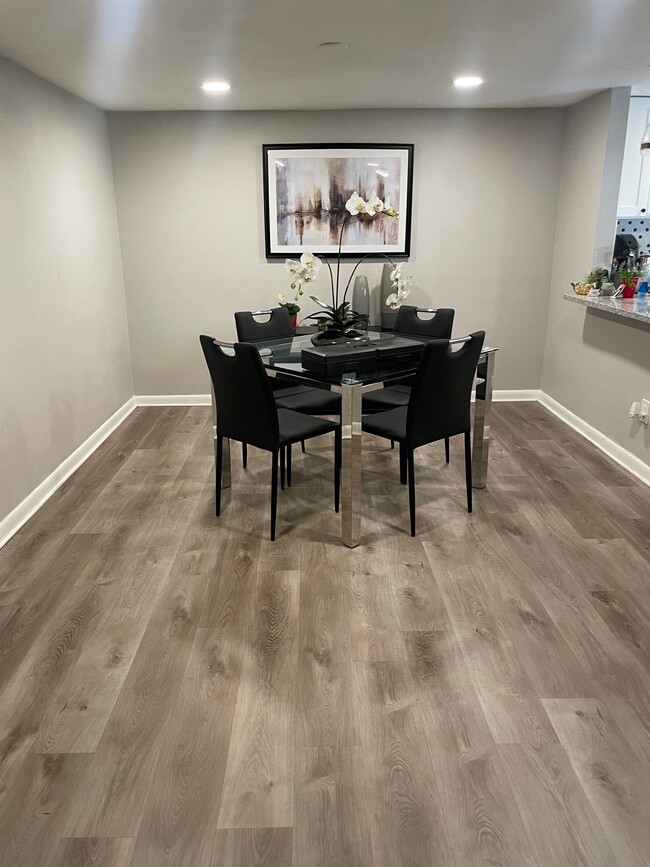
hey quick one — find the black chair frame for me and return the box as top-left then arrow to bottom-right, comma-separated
200,336 -> 341,540
362,332 -> 485,536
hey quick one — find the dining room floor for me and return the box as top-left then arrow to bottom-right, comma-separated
0,401 -> 649,866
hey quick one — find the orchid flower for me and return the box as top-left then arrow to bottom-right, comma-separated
385,288 -> 412,310
300,251 -> 322,273
397,286 -> 411,302
397,275 -> 413,292
285,258 -> 305,278
365,194 -> 384,215
299,251 -> 322,281
278,292 -> 288,303
345,192 -> 368,215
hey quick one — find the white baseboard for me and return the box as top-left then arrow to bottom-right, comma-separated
135,394 -> 211,406
136,390 -> 541,407
539,392 -> 650,487
0,397 -> 136,550
493,389 -> 541,402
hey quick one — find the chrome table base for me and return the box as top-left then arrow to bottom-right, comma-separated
472,349 -> 495,490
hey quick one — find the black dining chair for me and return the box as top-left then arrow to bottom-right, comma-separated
234,307 -> 295,342
362,331 -> 485,536
363,305 -> 455,458
200,336 -> 341,541
235,307 -> 342,467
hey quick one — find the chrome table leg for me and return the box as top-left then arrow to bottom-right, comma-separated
211,383 -> 230,488
472,350 -> 495,489
339,380 -> 363,548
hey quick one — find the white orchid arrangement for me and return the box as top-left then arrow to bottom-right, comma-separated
282,192 -> 411,336
385,267 -> 413,310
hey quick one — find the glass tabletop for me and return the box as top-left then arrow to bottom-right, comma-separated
249,330 -> 435,388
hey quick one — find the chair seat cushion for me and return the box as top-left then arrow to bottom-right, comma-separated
275,387 -> 341,415
278,408 -> 339,445
271,381 -> 310,395
362,407 -> 407,442
362,384 -> 411,412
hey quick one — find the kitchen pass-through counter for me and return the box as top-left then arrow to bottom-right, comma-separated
564,292 -> 650,324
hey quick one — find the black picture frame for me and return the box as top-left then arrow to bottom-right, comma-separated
263,143 -> 414,259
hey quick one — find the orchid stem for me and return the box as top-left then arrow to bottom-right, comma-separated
335,212 -> 351,308
323,258 -> 335,309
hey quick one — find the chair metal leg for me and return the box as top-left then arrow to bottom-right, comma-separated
444,436 -> 450,464
280,446 -> 285,490
334,427 -> 341,513
301,440 -> 306,453
287,444 -> 292,488
407,448 -> 416,536
215,435 -> 224,517
464,430 -> 473,513
242,442 -> 248,469
399,443 -> 407,485
270,450 -> 278,541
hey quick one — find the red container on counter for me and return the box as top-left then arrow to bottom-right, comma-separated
621,278 -> 638,299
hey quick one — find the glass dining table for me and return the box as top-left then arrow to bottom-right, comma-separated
211,330 -> 498,547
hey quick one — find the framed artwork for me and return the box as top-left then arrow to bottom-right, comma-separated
263,143 -> 414,258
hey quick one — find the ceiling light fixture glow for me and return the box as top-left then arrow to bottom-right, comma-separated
453,75 -> 484,88
201,80 -> 231,93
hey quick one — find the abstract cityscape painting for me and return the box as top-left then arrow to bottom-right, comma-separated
263,144 -> 414,257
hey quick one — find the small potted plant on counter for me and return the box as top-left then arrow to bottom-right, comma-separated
278,289 -> 302,328
619,267 -> 641,299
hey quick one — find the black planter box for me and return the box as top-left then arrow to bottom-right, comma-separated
301,336 -> 423,378
300,343 -> 378,377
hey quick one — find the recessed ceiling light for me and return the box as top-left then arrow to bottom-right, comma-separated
453,75 -> 484,88
317,42 -> 350,52
201,81 -> 231,93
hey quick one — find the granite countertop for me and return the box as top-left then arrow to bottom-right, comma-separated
563,293 -> 650,324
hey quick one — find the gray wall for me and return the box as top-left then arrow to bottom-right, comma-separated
542,89 -> 650,466
0,58 -> 133,523
107,108 -> 566,396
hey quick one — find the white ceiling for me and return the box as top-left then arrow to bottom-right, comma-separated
0,0 -> 649,111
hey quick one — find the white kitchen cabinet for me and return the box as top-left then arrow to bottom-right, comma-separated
617,97 -> 650,217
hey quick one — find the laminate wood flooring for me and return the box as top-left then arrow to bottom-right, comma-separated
0,403 -> 649,866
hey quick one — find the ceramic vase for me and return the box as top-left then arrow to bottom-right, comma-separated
352,275 -> 370,324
